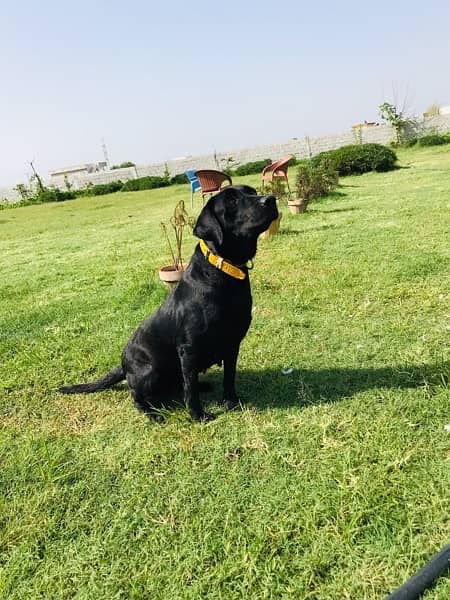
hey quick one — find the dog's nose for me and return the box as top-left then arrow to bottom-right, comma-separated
260,195 -> 276,206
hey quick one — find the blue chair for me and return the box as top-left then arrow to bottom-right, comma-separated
185,170 -> 201,208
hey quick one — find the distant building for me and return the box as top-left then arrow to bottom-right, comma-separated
423,104 -> 450,117
351,121 -> 379,130
49,162 -> 108,184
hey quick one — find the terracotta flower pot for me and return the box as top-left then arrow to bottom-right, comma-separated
158,264 -> 186,288
287,199 -> 309,214
260,212 -> 283,239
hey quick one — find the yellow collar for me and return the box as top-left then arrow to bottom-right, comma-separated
199,240 -> 247,280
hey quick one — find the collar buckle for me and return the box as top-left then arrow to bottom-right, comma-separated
199,240 -> 247,281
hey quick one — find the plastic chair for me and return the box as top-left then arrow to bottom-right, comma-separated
185,170 -> 202,208
195,170 -> 232,205
261,156 -> 292,198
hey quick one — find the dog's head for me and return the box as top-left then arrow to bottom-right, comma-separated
193,186 -> 278,264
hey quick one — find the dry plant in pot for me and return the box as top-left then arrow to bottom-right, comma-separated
289,161 -> 339,214
258,179 -> 285,238
159,200 -> 195,286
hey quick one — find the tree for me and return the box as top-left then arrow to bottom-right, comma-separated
379,101 -> 415,144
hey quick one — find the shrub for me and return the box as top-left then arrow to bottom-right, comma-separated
170,173 -> 189,185
295,162 -> 339,208
400,133 -> 450,148
403,137 -> 418,147
295,158 -> 312,168
234,159 -> 272,176
40,188 -> 76,202
111,161 -> 135,170
312,143 -> 397,176
78,181 -> 123,196
121,176 -> 170,192
416,134 -> 450,147
14,182 -> 76,205
258,179 -> 289,202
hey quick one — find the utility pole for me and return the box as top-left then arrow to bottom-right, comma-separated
101,138 -> 110,169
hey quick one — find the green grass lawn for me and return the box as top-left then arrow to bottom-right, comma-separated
1,146 -> 449,599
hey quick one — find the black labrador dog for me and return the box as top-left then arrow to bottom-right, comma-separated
59,185 -> 277,421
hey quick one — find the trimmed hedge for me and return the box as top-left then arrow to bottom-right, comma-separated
402,133 -> 450,148
121,176 -> 170,192
79,181 -> 124,196
170,173 -> 189,185
111,161 -> 135,170
311,143 -> 397,175
417,134 -> 450,147
234,159 -> 272,176
403,138 -> 420,148
38,188 -> 76,202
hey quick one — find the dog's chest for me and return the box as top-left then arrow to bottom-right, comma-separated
196,292 -> 251,367
215,296 -> 251,338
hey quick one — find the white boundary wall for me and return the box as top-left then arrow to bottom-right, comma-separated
2,115 -> 450,203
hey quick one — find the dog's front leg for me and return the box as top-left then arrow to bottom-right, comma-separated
178,345 -> 215,421
223,344 -> 241,411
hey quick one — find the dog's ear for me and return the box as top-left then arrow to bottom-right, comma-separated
193,201 -> 224,246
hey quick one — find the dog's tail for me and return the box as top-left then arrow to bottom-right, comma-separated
58,366 -> 124,394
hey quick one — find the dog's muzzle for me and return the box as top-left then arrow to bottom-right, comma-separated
259,195 -> 278,219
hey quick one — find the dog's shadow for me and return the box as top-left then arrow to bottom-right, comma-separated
108,363 -> 447,416
201,363 -> 448,411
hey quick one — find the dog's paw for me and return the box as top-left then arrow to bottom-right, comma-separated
201,411 -> 216,422
147,412 -> 165,424
223,398 -> 241,412
191,410 -> 216,422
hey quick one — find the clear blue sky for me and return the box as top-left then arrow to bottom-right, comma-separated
1,0 -> 449,187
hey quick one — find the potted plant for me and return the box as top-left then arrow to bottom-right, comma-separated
159,200 -> 194,286
288,161 -> 338,214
